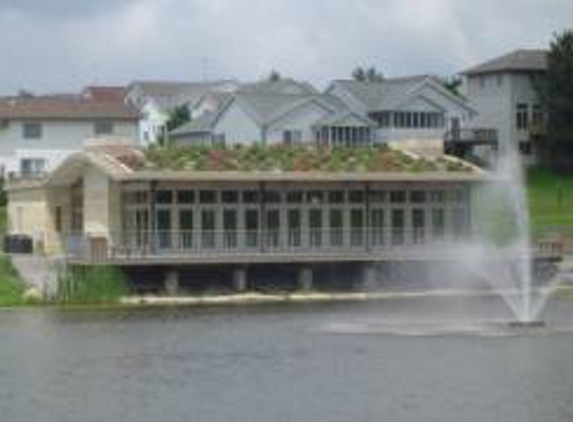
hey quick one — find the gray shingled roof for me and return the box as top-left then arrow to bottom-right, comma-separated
170,91 -> 357,136
129,80 -> 238,112
237,78 -> 318,95
331,75 -> 433,111
462,49 -> 548,75
314,111 -> 376,127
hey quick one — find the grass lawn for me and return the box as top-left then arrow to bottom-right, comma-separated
527,168 -> 573,234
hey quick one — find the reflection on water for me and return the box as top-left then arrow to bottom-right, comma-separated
0,298 -> 572,422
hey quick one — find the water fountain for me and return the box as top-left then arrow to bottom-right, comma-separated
326,135 -> 567,337
470,134 -> 561,327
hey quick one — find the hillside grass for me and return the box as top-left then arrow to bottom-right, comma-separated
0,204 -> 26,306
0,255 -> 25,307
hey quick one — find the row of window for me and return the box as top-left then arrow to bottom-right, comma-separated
21,121 -> 115,140
373,112 -> 445,129
124,206 -> 469,249
314,127 -> 373,146
123,188 -> 468,206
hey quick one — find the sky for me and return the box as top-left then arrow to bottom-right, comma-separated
0,0 -> 571,95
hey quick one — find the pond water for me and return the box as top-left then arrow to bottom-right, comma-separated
0,297 -> 573,422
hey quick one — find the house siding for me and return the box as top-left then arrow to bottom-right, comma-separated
0,119 -> 138,173
214,102 -> 262,145
266,101 -> 333,144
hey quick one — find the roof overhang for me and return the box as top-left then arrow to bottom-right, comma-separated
116,170 -> 488,184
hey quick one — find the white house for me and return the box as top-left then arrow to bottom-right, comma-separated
126,80 -> 239,145
170,82 -> 377,147
461,49 -> 548,165
0,93 -> 140,175
326,75 -> 477,144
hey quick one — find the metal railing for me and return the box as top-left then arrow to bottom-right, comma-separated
64,228 -> 473,262
444,128 -> 498,144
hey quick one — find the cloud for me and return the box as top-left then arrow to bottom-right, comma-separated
0,0 -> 571,94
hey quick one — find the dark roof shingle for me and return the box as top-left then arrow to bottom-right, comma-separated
0,96 -> 140,120
462,49 -> 548,75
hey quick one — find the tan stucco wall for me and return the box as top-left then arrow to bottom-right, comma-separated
83,166 -> 120,247
7,165 -> 120,256
6,187 -> 62,254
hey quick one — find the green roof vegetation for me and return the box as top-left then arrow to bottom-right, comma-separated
142,145 -> 473,173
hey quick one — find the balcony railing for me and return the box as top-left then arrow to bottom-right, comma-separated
444,128 -> 498,145
65,228 -> 472,262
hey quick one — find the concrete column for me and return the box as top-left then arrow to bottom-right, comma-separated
297,266 -> 314,291
362,263 -> 378,291
233,267 -> 248,292
164,268 -> 179,296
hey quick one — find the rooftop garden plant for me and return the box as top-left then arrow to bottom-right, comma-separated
142,144 -> 473,173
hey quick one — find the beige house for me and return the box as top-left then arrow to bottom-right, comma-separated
6,143 -> 485,291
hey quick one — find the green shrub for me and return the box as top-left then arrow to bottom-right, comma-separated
0,255 -> 26,306
57,265 -> 129,305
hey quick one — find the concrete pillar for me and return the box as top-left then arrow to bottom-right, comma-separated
233,267 -> 248,292
164,268 -> 179,296
362,263 -> 378,291
297,266 -> 314,291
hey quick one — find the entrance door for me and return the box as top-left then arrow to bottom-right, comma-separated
287,209 -> 301,248
391,209 -> 405,246
179,209 -> 194,250
156,209 -> 172,250
223,209 -> 238,250
245,209 -> 259,249
265,209 -> 281,250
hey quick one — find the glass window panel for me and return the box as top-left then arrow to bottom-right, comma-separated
177,190 -> 195,204
155,190 -> 173,204
348,190 -> 365,203
221,190 -> 239,204
199,190 -> 217,204
307,191 -> 324,204
328,191 -> 345,204
390,190 -> 406,203
286,191 -> 303,203
410,190 -> 426,203
243,190 -> 259,203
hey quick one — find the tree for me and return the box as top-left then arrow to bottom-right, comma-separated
165,105 -> 191,132
160,104 -> 191,145
352,66 -> 384,82
268,70 -> 282,82
366,66 -> 384,82
537,30 -> 573,170
352,66 -> 367,82
442,76 -> 462,96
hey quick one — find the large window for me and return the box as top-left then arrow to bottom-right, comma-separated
23,122 -> 42,139
371,209 -> 384,246
20,158 -> 46,175
329,209 -> 344,247
516,104 -> 529,129
94,121 -> 114,136
283,130 -> 302,145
